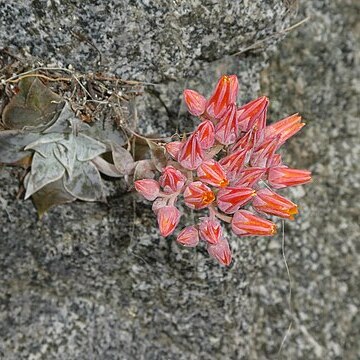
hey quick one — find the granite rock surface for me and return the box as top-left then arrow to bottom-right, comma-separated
0,0 -> 359,359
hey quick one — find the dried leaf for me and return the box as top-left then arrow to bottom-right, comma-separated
84,117 -> 125,146
2,77 -> 63,130
146,140 -> 167,171
111,143 -> 135,175
0,131 -> 39,163
133,160 -> 155,180
63,160 -> 104,201
31,179 -> 75,218
24,152 -> 65,199
76,134 -> 107,161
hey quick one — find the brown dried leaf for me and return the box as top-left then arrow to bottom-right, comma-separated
31,179 -> 75,218
2,77 -> 63,130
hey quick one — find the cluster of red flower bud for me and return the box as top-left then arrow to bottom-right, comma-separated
135,75 -> 311,266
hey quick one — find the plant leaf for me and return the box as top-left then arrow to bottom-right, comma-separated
76,134 -> 107,161
133,159 -> 156,180
146,139 -> 167,171
24,133 -> 64,149
0,131 -> 39,163
111,143 -> 135,175
44,102 -> 91,134
92,156 -> 123,177
2,77 -> 63,130
24,152 -> 65,199
53,134 -> 77,176
63,160 -> 104,201
31,178 -> 76,218
84,118 -> 125,146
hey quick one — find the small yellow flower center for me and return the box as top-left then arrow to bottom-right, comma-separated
202,191 -> 215,205
287,205 -> 298,220
219,178 -> 229,188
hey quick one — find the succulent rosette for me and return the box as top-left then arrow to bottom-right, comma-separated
135,75 -> 311,266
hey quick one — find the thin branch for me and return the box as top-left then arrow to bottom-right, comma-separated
232,16 -> 310,57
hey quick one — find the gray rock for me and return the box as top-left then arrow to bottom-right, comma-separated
0,0 -> 359,359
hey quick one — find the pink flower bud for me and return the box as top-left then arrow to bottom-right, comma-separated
233,167 -> 266,187
206,75 -> 239,120
264,113 -> 305,147
253,188 -> 298,220
270,154 -> 282,167
251,136 -> 280,168
197,160 -> 229,188
229,127 -> 258,153
134,179 -> 160,201
183,89 -> 206,117
207,238 -> 232,266
195,120 -> 215,149
219,148 -> 247,180
199,217 -> 223,244
268,166 -> 312,189
217,186 -> 256,214
237,96 -> 269,132
176,226 -> 199,247
159,165 -> 186,194
231,210 -> 277,236
215,104 -> 239,145
184,181 -> 215,210
157,205 -> 181,237
178,133 -> 204,170
165,141 -> 183,160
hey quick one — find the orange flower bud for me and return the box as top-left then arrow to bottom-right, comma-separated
197,160 -> 229,188
184,181 -> 215,209
206,75 -> 238,119
232,210 -> 277,236
183,89 -> 206,116
253,188 -> 298,220
157,206 -> 181,237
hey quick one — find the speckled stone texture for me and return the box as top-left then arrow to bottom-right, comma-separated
0,0 -> 359,359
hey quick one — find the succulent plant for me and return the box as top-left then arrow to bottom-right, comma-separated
0,77 -> 135,216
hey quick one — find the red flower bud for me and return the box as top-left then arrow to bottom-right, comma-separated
237,96 -> 269,132
157,205 -> 181,237
234,167 -> 266,187
207,238 -> 232,266
134,179 -> 160,201
206,75 -> 239,119
253,188 -> 298,220
251,136 -> 280,168
270,154 -> 282,167
197,160 -> 229,188
184,181 -> 215,209
176,226 -> 199,247
265,113 -> 305,147
178,133 -> 204,170
217,186 -> 256,214
215,104 -> 239,145
219,149 -> 247,180
195,120 -> 215,149
165,141 -> 183,160
199,217 -> 223,244
268,166 -> 312,189
231,210 -> 277,236
159,165 -> 186,194
183,89 -> 206,116
229,127 -> 258,153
